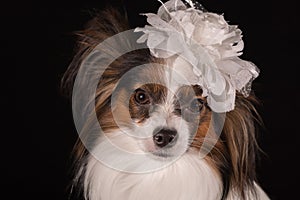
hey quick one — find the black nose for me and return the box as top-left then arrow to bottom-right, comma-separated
153,128 -> 178,148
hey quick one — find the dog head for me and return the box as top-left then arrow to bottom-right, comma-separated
62,7 -> 263,200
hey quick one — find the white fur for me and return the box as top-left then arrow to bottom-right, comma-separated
81,147 -> 269,200
83,151 -> 222,200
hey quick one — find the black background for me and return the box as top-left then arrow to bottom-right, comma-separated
3,0 -> 299,199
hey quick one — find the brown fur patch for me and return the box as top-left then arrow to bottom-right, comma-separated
129,84 -> 167,123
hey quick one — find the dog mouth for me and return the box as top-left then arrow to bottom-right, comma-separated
151,151 -> 176,158
141,136 -> 186,159
143,140 -> 178,158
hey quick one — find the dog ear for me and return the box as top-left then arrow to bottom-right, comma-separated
61,8 -> 129,97
62,9 -> 130,198
221,93 -> 262,199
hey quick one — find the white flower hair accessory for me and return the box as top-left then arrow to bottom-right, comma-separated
134,0 -> 259,112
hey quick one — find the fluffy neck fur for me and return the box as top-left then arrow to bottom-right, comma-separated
83,151 -> 223,200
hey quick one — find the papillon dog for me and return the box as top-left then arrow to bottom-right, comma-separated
63,6 -> 269,200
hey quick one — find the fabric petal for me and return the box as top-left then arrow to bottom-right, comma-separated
134,0 -> 259,112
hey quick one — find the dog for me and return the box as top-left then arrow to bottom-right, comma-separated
62,3 -> 269,200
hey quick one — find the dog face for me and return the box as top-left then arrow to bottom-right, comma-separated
100,62 -> 212,159
128,83 -> 210,157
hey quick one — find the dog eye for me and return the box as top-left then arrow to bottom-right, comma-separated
189,98 -> 204,112
134,89 -> 150,105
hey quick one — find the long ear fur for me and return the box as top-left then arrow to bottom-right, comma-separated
222,92 -> 262,199
62,8 -> 131,199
